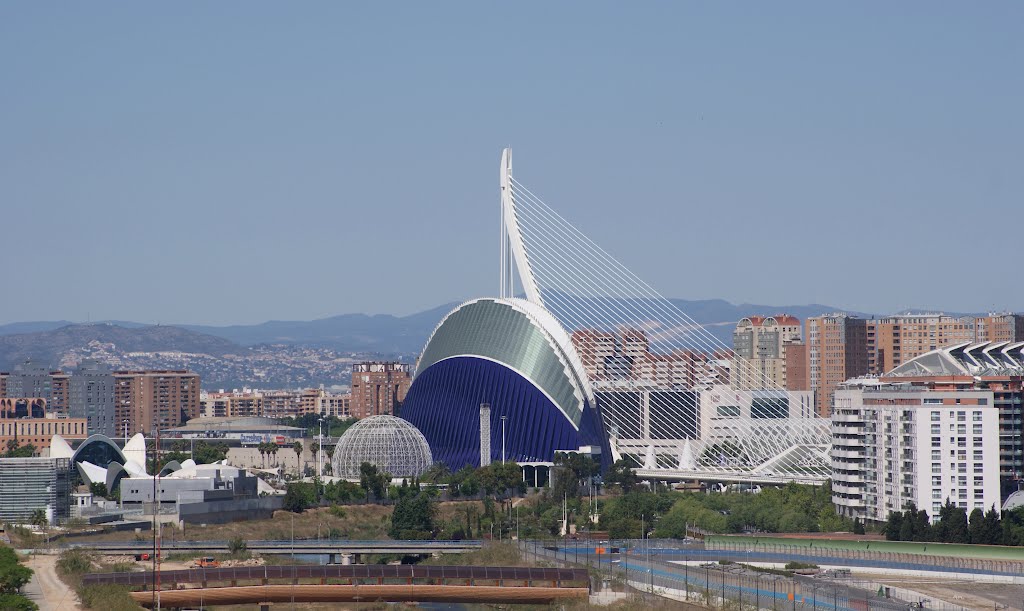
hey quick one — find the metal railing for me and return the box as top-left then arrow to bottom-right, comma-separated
519,539 -> 932,611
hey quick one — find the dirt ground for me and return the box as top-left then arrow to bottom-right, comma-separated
23,554 -> 81,611
62,500 -> 486,546
863,574 -> 1024,611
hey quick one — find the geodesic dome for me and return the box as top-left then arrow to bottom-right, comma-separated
331,415 -> 433,479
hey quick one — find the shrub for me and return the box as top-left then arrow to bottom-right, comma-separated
228,537 -> 248,556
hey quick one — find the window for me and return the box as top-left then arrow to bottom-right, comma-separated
973,424 -> 983,435
931,424 -> 941,434
933,476 -> 943,486
974,436 -> 983,445
932,437 -> 941,447
931,450 -> 941,461
974,489 -> 985,498
932,463 -> 941,473
958,476 -> 967,486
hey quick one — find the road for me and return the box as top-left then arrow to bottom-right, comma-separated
23,554 -> 80,611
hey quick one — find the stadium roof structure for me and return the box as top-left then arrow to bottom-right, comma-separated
886,341 -> 1024,378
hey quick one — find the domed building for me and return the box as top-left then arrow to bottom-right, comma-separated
400,297 -> 607,470
331,415 -> 433,479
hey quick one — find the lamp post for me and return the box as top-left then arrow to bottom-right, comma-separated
318,418 -> 324,479
500,415 -> 507,462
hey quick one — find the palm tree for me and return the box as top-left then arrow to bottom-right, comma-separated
293,441 -> 303,476
30,508 -> 47,529
257,443 -> 267,468
310,440 -> 320,474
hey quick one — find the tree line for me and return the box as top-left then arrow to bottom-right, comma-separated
884,500 -> 1024,546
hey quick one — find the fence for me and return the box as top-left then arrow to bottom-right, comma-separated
707,540 -> 1024,579
520,540 -> 924,611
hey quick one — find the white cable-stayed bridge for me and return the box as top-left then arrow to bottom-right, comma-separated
497,148 -> 830,485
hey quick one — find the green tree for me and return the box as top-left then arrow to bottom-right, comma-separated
389,493 -> 436,539
359,463 -> 389,500
884,511 -> 904,541
3,440 -> 35,458
853,517 -> 865,535
283,482 -> 315,513
420,462 -> 451,484
29,509 -> 47,530
0,593 -> 37,610
89,482 -> 109,499
0,547 -> 33,593
968,508 -> 986,544
604,458 -> 638,494
192,441 -> 229,464
983,505 -> 1003,545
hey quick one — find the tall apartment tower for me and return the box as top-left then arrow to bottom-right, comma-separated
114,370 -> 200,436
570,329 -> 616,381
68,360 -> 116,437
349,362 -> 412,418
806,314 -> 869,417
731,315 -> 802,389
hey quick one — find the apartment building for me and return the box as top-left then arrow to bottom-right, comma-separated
253,388 -> 351,419
832,380 -> 1000,523
200,391 -> 263,419
350,362 -> 411,418
806,314 -> 870,417
3,362 -> 69,414
867,314 -> 975,374
115,370 -> 200,435
731,315 -> 802,390
881,341 -> 1024,498
68,360 -> 116,437
975,313 -> 1024,344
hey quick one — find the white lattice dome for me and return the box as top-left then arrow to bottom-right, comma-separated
331,415 -> 433,479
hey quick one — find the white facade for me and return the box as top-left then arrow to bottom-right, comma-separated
832,381 -> 1001,522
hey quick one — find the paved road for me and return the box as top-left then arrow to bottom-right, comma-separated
24,554 -> 80,611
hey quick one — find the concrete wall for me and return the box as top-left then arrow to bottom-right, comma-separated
178,496 -> 284,525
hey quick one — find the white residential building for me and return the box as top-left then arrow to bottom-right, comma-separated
832,380 -> 1001,523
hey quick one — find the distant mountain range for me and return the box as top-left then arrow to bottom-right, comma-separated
0,299 -> 1002,388
0,297 -> 872,366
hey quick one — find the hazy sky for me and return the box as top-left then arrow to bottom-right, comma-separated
2,3 -> 1021,325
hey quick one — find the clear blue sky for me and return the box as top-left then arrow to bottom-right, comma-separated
2,3 -> 1021,325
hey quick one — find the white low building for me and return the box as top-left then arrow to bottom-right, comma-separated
832,379 -> 1001,522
